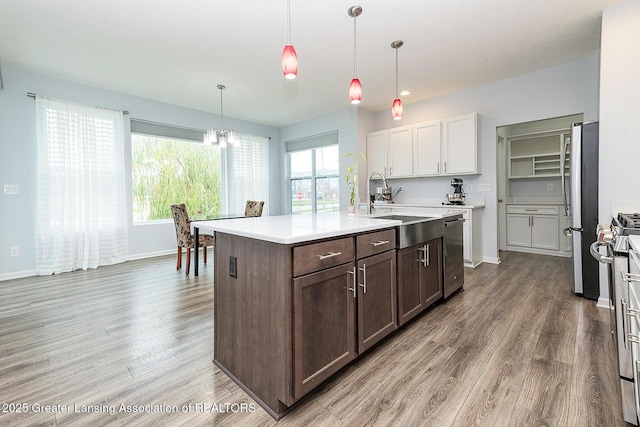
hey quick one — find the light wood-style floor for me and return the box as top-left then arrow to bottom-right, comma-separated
0,251 -> 629,426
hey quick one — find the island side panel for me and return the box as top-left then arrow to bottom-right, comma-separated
213,232 -> 292,415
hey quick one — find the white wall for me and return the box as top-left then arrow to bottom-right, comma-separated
0,65 -> 280,279
367,55 -> 600,263
599,0 -> 640,300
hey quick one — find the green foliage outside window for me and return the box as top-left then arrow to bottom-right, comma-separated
132,135 -> 222,221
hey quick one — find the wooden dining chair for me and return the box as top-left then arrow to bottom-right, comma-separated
245,200 -> 265,217
170,203 -> 215,275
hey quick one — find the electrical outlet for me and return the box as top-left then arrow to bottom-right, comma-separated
547,183 -> 554,191
10,246 -> 19,256
466,185 -> 472,192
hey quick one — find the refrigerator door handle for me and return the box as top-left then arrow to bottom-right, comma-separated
561,136 -> 570,216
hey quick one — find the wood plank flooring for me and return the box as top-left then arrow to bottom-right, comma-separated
0,251 -> 629,426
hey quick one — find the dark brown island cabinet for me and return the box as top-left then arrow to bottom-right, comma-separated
397,237 -> 443,325
212,226 -> 441,420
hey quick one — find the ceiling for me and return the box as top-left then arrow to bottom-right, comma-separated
0,0 -> 625,128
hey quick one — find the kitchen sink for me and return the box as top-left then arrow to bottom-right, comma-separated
374,215 -> 443,248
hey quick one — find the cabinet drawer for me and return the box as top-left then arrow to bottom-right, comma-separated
356,229 -> 396,259
293,237 -> 354,277
507,205 -> 558,215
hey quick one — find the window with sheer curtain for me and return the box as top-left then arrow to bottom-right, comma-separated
226,134 -> 270,215
35,96 -> 128,275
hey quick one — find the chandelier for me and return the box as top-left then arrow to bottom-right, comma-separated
204,84 -> 237,147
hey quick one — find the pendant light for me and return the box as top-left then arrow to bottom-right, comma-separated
348,6 -> 363,104
282,0 -> 298,79
203,85 -> 237,147
391,40 -> 404,120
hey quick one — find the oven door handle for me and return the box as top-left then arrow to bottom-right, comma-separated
589,241 -> 612,264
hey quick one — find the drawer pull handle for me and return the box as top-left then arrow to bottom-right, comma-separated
318,251 -> 342,260
371,240 -> 390,247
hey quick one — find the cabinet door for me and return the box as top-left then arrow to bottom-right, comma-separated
366,131 -> 388,177
388,126 -> 413,177
442,113 -> 478,175
293,263 -> 356,399
507,214 -> 532,247
413,121 -> 441,176
397,245 -> 423,326
422,238 -> 443,306
357,251 -> 397,353
531,215 -> 559,250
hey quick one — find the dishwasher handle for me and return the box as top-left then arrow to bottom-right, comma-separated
444,218 -> 464,227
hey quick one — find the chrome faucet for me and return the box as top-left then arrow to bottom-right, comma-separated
367,171 -> 388,214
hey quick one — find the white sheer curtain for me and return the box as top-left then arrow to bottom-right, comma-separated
35,96 -> 128,275
226,134 -> 269,215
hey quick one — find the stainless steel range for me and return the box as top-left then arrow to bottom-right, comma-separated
591,213 -> 640,425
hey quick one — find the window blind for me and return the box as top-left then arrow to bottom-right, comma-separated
130,119 -> 204,142
227,134 -> 270,215
285,130 -> 339,152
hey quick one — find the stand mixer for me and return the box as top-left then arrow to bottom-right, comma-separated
446,178 -> 465,205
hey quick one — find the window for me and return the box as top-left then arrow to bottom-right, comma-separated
289,144 -> 339,214
131,133 -> 222,221
131,120 -> 269,222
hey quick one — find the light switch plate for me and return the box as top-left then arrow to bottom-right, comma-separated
4,185 -> 18,194
477,183 -> 490,192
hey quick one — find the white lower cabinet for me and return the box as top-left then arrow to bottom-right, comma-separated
506,205 -> 564,256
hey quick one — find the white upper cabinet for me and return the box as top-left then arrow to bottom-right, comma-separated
366,131 -> 388,177
413,120 -> 441,175
388,126 -> 413,177
442,113 -> 479,175
367,112 -> 480,179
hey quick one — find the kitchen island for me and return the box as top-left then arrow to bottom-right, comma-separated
194,211 -> 458,419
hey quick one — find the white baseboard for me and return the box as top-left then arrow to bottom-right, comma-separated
0,250 -> 178,282
596,297 -> 611,310
128,249 -> 175,261
482,256 -> 501,265
0,269 -> 38,282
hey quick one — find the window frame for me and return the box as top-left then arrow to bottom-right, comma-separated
288,144 -> 339,214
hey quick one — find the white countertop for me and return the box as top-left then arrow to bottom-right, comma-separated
192,211 -> 461,244
191,211 -> 402,244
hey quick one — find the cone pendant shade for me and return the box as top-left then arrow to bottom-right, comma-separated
349,78 -> 362,104
392,98 -> 403,120
282,44 -> 298,79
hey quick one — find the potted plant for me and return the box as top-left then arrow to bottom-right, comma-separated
344,152 -> 366,214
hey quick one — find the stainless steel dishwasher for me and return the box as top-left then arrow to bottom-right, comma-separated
443,214 -> 464,298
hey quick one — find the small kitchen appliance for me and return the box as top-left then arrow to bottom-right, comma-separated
445,178 -> 465,205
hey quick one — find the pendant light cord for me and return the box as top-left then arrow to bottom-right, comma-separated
395,47 -> 399,98
287,0 -> 292,44
219,87 -> 225,130
353,15 -> 357,77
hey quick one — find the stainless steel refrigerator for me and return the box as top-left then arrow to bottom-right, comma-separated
562,121 -> 599,300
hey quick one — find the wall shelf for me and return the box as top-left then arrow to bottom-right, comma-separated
508,131 -> 570,179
